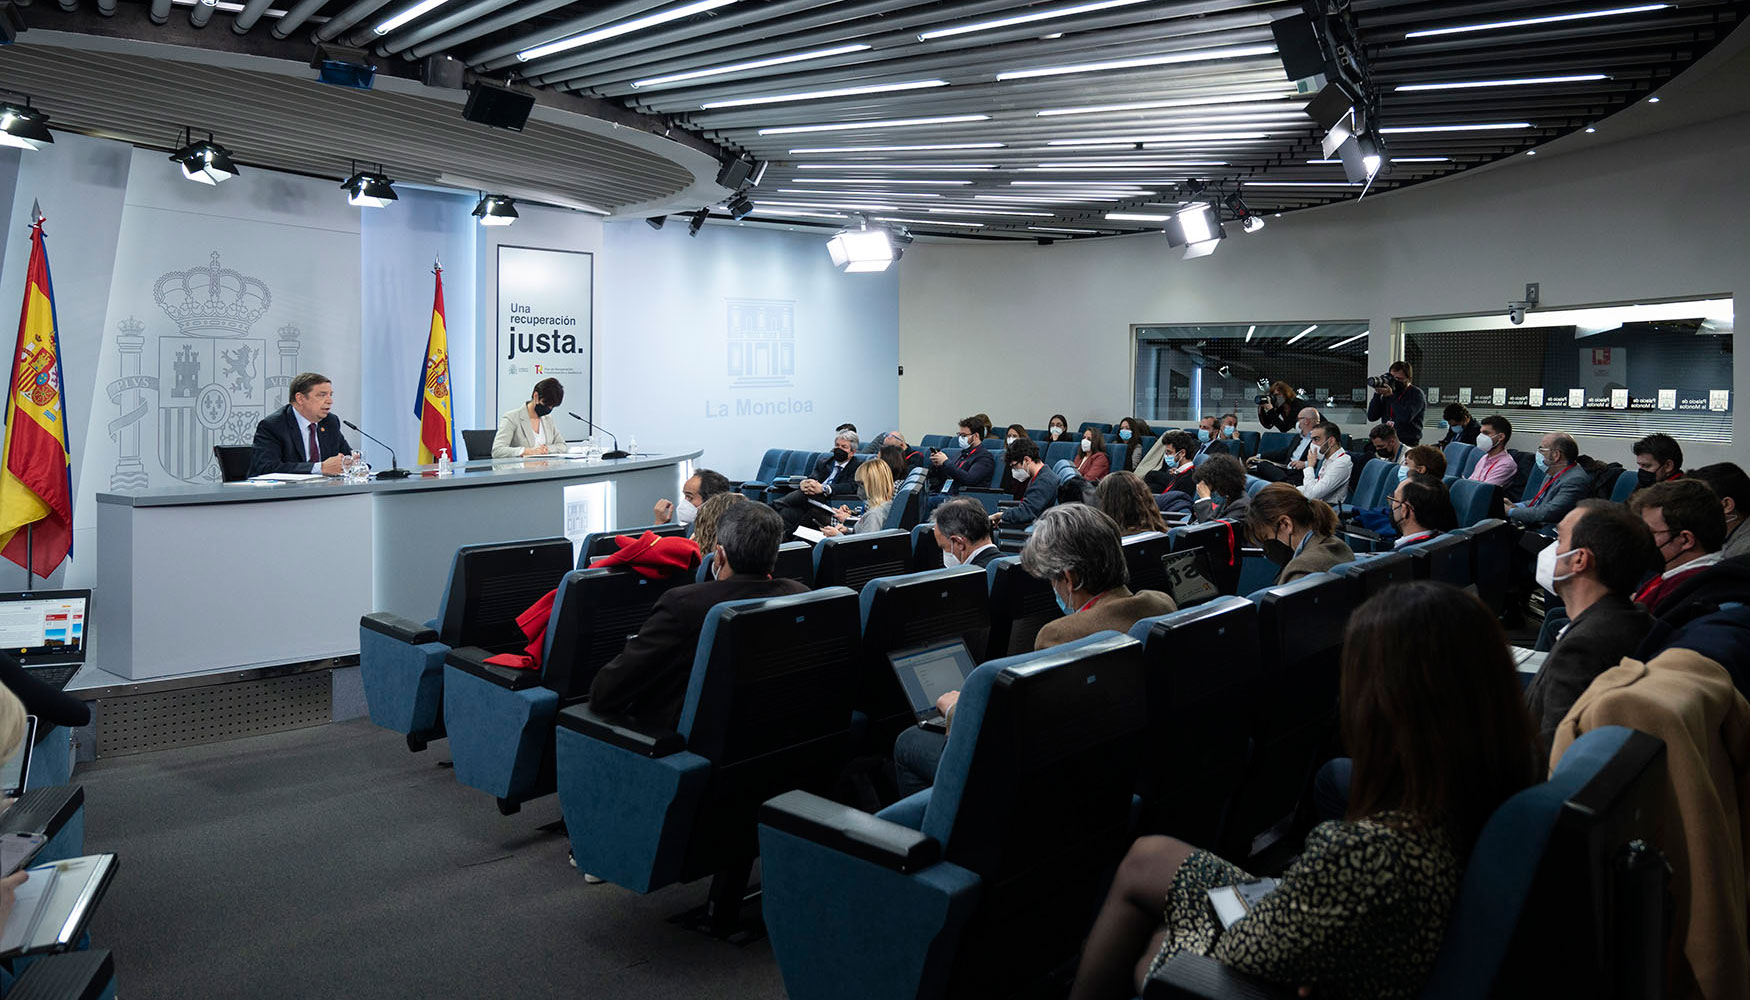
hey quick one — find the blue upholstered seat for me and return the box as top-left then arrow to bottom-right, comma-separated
442,566 -> 689,811
1448,478 -> 1495,528
984,555 -> 1062,659
359,537 -> 574,752
697,540 -> 813,586
760,632 -> 1149,1000
1043,441 -> 1079,467
555,588 -> 861,926
1121,530 -> 1174,596
1327,550 -> 1414,603
1400,532 -> 1472,587
857,565 -> 990,737
812,529 -> 911,592
1169,520 -> 1243,596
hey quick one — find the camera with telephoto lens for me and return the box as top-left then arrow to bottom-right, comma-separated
1366,372 -> 1405,392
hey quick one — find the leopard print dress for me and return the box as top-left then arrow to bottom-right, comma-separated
1149,811 -> 1462,999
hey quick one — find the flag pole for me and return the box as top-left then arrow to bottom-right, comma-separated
23,524 -> 30,590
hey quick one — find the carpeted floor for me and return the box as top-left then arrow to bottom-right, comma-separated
76,719 -> 787,999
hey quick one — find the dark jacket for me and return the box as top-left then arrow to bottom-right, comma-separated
1144,463 -> 1198,497
1366,383 -> 1428,445
969,544 -> 1003,569
1437,420 -> 1481,447
1194,438 -> 1231,460
1194,490 -> 1251,525
1000,467 -> 1060,529
809,454 -> 863,497
927,447 -> 996,496
1258,397 -> 1313,433
1261,434 -> 1313,465
1638,555 -> 1750,666
588,575 -> 811,730
250,404 -> 351,477
1524,593 -> 1654,755
1509,463 -> 1593,526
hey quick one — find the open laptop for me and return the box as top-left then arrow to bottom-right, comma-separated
0,716 -> 36,800
887,639 -> 978,733
1160,548 -> 1220,608
0,590 -> 90,690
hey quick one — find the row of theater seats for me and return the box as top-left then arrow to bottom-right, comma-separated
0,725 -> 118,997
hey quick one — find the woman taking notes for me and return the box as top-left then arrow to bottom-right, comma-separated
491,378 -> 567,458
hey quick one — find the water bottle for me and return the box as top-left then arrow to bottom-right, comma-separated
437,447 -> 453,477
626,435 -> 637,457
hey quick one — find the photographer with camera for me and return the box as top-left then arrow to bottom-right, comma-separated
1365,360 -> 1427,445
1256,379 -> 1312,433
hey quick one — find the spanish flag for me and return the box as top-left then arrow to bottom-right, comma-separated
413,263 -> 455,464
0,217 -> 74,578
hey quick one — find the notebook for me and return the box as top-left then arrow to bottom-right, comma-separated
0,853 -> 118,959
888,640 -> 977,729
1160,548 -> 1220,608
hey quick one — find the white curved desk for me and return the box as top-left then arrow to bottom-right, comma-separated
93,451 -> 699,681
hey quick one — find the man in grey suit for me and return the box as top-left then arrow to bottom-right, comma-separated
1524,500 -> 1659,754
1508,432 -> 1592,529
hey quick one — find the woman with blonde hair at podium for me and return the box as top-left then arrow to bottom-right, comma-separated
492,378 -> 568,458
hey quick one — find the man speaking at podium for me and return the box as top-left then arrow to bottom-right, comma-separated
250,371 -> 353,477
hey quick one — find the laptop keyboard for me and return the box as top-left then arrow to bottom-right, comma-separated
24,666 -> 79,691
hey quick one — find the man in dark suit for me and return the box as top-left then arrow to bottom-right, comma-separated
933,498 -> 1001,568
1524,500 -> 1660,754
590,503 -> 808,730
777,428 -> 863,531
250,371 -> 353,477
992,437 -> 1058,529
923,416 -> 997,517
1193,416 -> 1231,460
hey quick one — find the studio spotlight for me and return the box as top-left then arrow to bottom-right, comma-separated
471,194 -> 518,226
726,192 -> 753,220
646,215 -> 667,230
686,208 -> 709,237
0,96 -> 53,151
169,128 -> 239,185
826,218 -> 895,273
1223,192 -> 1264,233
341,163 -> 397,208
1164,201 -> 1225,259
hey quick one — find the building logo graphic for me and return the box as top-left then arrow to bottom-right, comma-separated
726,298 -> 795,388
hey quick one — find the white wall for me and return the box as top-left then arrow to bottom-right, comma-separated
597,220 -> 900,479
899,112 -> 1750,468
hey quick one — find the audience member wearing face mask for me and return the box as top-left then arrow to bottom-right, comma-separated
1217,413 -> 1247,458
1192,417 -> 1231,459
1024,504 -> 1177,647
1191,455 -> 1250,525
1076,427 -> 1111,483
1631,432 -> 1685,491
1046,414 -> 1072,442
998,424 -> 1033,497
1297,421 -> 1353,505
1524,500 -> 1658,755
1249,407 -> 1322,485
1435,403 -> 1478,447
932,498 -> 1002,570
1257,380 -> 1311,434
1687,463 -> 1750,560
652,469 -> 732,535
777,428 -> 864,532
1387,474 -> 1457,549
1629,478 -> 1730,614
1114,417 -> 1153,472
992,437 -> 1059,530
1467,416 -> 1518,488
1508,433 -> 1591,527
1246,483 -> 1355,586
1143,431 -> 1200,496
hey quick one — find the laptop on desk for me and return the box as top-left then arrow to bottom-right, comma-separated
887,640 -> 978,733
0,590 -> 90,691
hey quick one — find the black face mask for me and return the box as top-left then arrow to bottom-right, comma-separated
1637,469 -> 1657,489
1261,538 -> 1295,566
532,402 -> 552,417
832,448 -> 850,463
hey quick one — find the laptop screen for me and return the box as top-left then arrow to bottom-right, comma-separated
0,590 -> 90,665
888,640 -> 977,718
1161,549 -> 1220,608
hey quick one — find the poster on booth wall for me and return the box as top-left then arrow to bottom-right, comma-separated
496,246 -> 593,438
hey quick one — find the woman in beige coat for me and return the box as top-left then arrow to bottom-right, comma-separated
491,378 -> 568,458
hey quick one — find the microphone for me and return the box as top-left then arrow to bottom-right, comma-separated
341,420 -> 412,479
568,412 -> 629,459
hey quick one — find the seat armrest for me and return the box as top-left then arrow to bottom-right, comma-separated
360,611 -> 437,645
760,790 -> 941,874
0,785 -> 83,840
1143,954 -> 1296,1000
6,948 -> 114,1000
556,703 -> 683,757
444,645 -> 541,689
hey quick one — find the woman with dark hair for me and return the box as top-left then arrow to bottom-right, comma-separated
878,444 -> 908,482
1192,454 -> 1251,524
491,377 -> 567,458
1069,582 -> 1538,1000
1245,483 -> 1354,584
1046,414 -> 1072,443
1000,423 -> 1033,496
1076,427 -> 1111,482
1096,471 -> 1167,537
1256,381 -> 1311,434
1115,417 -> 1153,472
1437,403 -> 1479,446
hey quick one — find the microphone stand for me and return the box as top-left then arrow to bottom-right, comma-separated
568,412 -> 630,459
341,420 -> 412,479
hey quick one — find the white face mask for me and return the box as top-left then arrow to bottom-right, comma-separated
957,434 -> 970,448
1535,543 -> 1579,593
676,497 -> 698,525
1080,438 -> 1092,453
1012,465 -> 1032,483
941,549 -> 962,569
1007,435 -> 1019,446
1050,426 -> 1065,437
1475,434 -> 1495,453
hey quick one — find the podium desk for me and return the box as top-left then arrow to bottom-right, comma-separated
93,451 -> 699,681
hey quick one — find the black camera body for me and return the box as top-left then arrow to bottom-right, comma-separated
1367,372 -> 1404,392
1255,377 -> 1275,407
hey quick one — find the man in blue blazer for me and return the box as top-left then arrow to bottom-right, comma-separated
923,417 -> 997,517
250,371 -> 353,477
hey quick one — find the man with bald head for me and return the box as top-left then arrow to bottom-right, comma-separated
1509,432 -> 1592,528
1249,407 -> 1322,485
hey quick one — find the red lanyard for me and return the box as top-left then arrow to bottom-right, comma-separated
1079,593 -> 1104,613
1477,453 -> 1508,479
1530,465 -> 1569,504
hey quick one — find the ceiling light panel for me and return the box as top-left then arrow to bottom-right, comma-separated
873,217 -> 987,226
1106,212 -> 1173,222
997,43 -> 1279,81
631,44 -> 872,88
794,163 -> 998,170
918,0 -> 1153,40
792,179 -> 974,185
758,114 -> 991,136
1404,4 -> 1671,38
1394,74 -> 1608,92
926,207 -> 1056,217
1037,91 -> 1299,117
518,0 -> 738,62
787,143 -> 1006,153
701,79 -> 948,110
1378,123 -> 1533,134
1047,130 -> 1275,146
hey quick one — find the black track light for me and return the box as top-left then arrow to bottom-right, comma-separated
169,128 -> 239,185
472,194 -> 518,227
341,162 -> 397,208
0,96 -> 53,151
686,209 -> 709,237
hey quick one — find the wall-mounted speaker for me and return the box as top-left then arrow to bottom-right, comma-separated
463,83 -> 536,131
